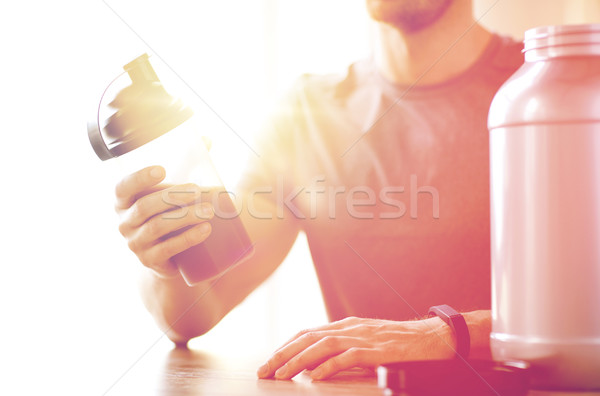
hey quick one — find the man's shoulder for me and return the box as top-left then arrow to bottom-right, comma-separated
281,33 -> 524,110
289,59 -> 377,103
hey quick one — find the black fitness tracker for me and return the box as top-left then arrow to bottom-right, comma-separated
377,306 -> 531,395
428,304 -> 470,359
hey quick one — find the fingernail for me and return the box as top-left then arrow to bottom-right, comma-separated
257,363 -> 268,378
311,367 -> 323,380
150,167 -> 164,179
274,365 -> 288,379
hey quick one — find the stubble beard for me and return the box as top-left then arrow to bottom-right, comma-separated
366,0 -> 454,33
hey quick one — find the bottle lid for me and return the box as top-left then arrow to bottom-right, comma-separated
88,53 -> 193,161
523,23 -> 600,61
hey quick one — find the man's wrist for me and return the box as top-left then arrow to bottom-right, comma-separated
461,310 -> 492,360
428,309 -> 492,360
423,315 -> 457,359
428,305 -> 470,359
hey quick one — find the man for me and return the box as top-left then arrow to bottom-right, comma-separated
114,0 -> 523,381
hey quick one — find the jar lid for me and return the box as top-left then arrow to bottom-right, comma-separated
523,23 -> 600,61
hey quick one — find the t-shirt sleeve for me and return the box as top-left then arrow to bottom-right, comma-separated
235,81 -> 306,203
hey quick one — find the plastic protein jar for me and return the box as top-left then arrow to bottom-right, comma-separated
488,24 -> 600,389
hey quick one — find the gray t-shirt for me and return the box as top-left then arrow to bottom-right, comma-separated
239,34 -> 523,321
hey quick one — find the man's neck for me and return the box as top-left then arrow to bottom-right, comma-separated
373,1 -> 492,86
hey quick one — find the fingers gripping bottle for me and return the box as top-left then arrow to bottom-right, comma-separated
87,53 -> 253,285
489,24 -> 600,389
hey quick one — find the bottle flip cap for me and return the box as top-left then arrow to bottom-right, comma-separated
88,53 -> 194,161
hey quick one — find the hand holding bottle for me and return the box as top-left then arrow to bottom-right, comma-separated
114,165 -> 213,278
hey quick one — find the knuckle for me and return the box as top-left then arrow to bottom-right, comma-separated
115,172 -> 140,201
349,347 -> 371,364
156,227 -> 201,265
127,237 -> 141,254
129,201 -> 140,219
361,324 -> 377,335
346,347 -> 362,359
288,354 -> 310,369
137,250 -> 150,267
114,179 -> 127,200
382,340 -> 401,354
300,331 -> 320,344
182,227 -> 198,248
118,222 -> 128,238
156,241 -> 176,262
131,199 -> 147,221
326,357 -> 341,371
139,251 -> 161,272
134,169 -> 146,187
321,336 -> 338,349
272,351 -> 285,363
144,218 -> 161,239
293,354 -> 307,367
164,205 -> 188,220
294,329 -> 308,339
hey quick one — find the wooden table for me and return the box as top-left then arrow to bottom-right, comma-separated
104,346 -> 381,396
99,346 -> 600,396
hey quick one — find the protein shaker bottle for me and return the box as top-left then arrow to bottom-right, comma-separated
489,24 -> 600,389
87,53 -> 254,286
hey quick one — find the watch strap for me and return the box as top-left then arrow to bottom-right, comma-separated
428,304 -> 470,359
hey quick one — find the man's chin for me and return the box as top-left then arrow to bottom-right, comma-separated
365,0 -> 454,33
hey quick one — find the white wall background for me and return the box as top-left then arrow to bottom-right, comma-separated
0,1 -> 597,395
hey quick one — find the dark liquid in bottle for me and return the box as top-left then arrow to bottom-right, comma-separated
171,188 -> 253,285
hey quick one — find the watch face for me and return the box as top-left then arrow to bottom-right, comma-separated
378,359 -> 530,396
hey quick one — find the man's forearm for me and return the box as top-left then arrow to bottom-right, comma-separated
139,269 -> 225,345
138,196 -> 302,345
